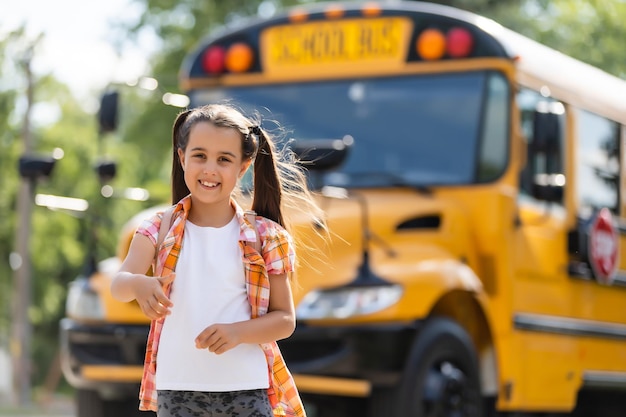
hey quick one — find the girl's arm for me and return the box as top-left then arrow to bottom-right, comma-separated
111,233 -> 174,320
195,273 -> 296,353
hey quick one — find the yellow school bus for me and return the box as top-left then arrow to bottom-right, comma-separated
60,1 -> 626,416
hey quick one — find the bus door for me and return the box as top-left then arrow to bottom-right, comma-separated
510,89 -> 578,409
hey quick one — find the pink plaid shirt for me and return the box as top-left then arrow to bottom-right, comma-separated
134,195 -> 305,417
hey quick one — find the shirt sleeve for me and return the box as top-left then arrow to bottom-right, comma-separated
261,221 -> 296,275
136,212 -> 162,247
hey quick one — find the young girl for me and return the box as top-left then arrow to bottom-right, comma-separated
111,103 -> 322,417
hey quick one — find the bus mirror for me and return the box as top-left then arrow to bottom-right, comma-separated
532,173 -> 565,202
98,90 -> 119,134
528,101 -> 565,203
531,101 -> 563,154
292,136 -> 353,172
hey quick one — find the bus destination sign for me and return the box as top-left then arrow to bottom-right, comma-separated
261,17 -> 411,75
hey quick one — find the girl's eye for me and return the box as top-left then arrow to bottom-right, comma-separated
193,154 -> 206,159
219,157 -> 232,163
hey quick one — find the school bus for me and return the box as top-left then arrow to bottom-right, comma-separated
60,1 -> 626,416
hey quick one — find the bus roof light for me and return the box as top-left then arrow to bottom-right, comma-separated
325,5 -> 345,19
417,29 -> 446,61
446,27 -> 474,58
226,43 -> 254,73
288,8 -> 308,22
202,46 -> 226,74
362,3 -> 382,17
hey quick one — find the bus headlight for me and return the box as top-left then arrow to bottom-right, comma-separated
296,285 -> 403,319
66,278 -> 105,321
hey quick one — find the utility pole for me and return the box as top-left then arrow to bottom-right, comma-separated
10,41 -> 36,407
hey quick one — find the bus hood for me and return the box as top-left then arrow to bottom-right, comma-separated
292,188 -> 479,321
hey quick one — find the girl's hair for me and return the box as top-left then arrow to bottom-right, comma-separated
171,103 -> 324,233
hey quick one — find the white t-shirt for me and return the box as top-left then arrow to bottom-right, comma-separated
155,215 -> 269,391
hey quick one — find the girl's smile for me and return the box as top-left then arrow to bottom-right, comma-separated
200,181 -> 219,188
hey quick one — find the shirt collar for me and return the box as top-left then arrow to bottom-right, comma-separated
174,194 -> 257,244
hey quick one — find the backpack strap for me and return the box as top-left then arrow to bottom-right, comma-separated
154,206 -> 175,270
245,210 -> 261,253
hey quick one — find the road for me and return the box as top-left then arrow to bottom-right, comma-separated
1,393 -> 623,417
0,396 -> 73,417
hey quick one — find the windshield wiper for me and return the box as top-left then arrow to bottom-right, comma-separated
329,172 -> 432,195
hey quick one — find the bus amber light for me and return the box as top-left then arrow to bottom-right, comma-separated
288,8 -> 308,22
361,2 -> 382,17
226,43 -> 254,73
446,27 -> 474,58
202,46 -> 226,74
417,29 -> 446,61
324,5 -> 345,19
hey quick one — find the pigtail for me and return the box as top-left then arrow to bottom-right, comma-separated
171,109 -> 193,204
249,122 -> 329,284
252,128 -> 285,227
250,124 -> 327,239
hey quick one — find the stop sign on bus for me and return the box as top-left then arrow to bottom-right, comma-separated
588,207 -> 619,285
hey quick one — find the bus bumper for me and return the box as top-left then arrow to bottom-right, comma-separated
278,321 -> 418,396
59,318 -> 148,397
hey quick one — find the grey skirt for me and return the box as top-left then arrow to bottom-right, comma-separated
157,389 -> 273,417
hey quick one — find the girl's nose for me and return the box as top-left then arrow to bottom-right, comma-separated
202,160 -> 218,174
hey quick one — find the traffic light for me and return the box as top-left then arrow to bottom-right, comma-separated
98,90 -> 119,134
95,160 -> 117,183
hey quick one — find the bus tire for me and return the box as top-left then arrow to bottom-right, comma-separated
396,317 -> 483,417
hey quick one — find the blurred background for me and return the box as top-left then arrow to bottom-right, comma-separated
1,0 -> 625,413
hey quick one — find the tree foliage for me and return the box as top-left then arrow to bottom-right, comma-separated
524,0 -> 626,79
0,29 -> 95,387
0,29 -> 158,389
0,31 -> 21,339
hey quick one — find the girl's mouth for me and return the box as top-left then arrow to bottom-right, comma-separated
200,180 -> 219,188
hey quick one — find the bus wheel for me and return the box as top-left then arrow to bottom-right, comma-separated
397,317 -> 483,417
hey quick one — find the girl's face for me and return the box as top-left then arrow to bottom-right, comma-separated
178,121 -> 251,207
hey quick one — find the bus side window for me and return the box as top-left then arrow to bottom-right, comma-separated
574,109 -> 620,218
517,88 -> 565,203
477,72 -> 510,182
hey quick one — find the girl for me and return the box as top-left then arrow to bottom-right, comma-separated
111,103 -> 322,417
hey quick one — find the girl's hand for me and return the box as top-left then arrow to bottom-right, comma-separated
133,273 -> 175,320
195,323 -> 240,354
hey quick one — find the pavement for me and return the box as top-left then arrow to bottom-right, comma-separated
0,395 -> 74,417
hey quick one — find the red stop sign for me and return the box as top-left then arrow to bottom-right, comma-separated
588,208 -> 619,285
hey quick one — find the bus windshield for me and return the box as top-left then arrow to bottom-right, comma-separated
191,70 -> 509,188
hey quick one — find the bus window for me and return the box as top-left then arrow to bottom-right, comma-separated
477,72 -> 510,182
192,70 -> 509,188
575,109 -> 620,217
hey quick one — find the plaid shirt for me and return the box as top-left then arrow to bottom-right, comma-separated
135,195 -> 305,417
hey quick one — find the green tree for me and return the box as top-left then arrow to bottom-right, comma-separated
419,0 -> 626,80
0,27 -> 155,391
524,0 -> 626,79
0,30 -> 21,341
